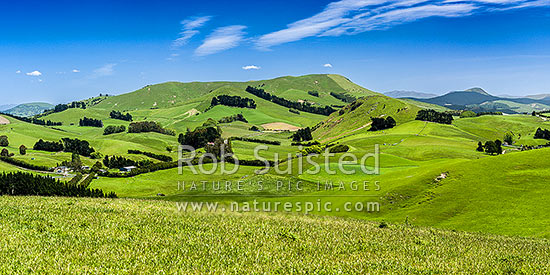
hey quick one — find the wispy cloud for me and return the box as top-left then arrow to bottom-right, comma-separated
242,65 -> 261,70
26,70 -> 42,76
92,63 -> 116,77
15,70 -> 21,74
324,63 -> 334,68
195,25 -> 247,56
172,16 -> 212,48
72,69 -> 80,73
256,0 -> 550,49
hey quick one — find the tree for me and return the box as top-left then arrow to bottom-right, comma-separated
534,128 -> 550,140
503,133 -> 514,145
483,140 -> 503,155
369,116 -> 396,131
415,109 -> 453,124
0,135 -> 8,147
495,140 -> 503,155
70,153 -> 82,169
291,127 -> 313,142
179,125 -> 222,149
476,142 -> 484,152
1,148 -> 8,157
205,138 -> 233,159
79,117 -> 103,127
484,141 -> 497,155
110,110 -> 133,121
103,125 -> 126,135
19,145 -> 27,155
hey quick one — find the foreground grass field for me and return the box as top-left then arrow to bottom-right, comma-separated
1,196 -> 549,274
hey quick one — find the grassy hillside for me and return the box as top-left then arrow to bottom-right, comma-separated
314,95 -> 421,142
0,196 -> 548,273
95,74 -> 376,112
3,73 -> 550,259
4,102 -> 54,117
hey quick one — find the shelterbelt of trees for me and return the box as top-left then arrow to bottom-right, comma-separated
210,95 -> 257,109
0,172 -> 116,198
33,138 -> 95,157
109,110 -> 133,121
416,109 -> 454,124
245,86 -> 336,116
128,121 -> 175,136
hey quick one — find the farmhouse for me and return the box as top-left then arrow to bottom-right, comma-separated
120,166 -> 137,172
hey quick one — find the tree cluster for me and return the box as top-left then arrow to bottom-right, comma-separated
128,149 -> 173,162
178,126 -> 221,149
291,127 -> 313,142
308,91 -> 319,97
218,114 -> 248,124
369,116 -> 396,131
329,144 -> 350,153
205,138 -> 233,159
477,140 -> 503,155
33,139 -> 64,152
0,172 -> 116,198
62,138 -> 95,157
103,125 -> 126,135
110,110 -> 133,121
245,86 -> 335,116
102,155 -> 152,169
416,109 -> 454,124
330,92 -> 356,103
534,128 -> 550,140
0,135 -> 8,147
79,117 -> 103,127
291,140 -> 320,146
289,109 -> 300,115
211,95 -> 257,109
128,121 -> 175,136
0,149 -> 12,157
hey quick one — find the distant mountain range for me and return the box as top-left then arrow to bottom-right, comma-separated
384,90 -> 438,99
3,102 -> 54,117
406,87 -> 550,114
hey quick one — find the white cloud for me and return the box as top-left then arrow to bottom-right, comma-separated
93,63 -> 116,77
242,65 -> 261,70
195,25 -> 247,56
255,0 -> 549,49
172,16 -> 212,48
72,69 -> 80,73
324,63 -> 333,68
15,70 -> 21,74
26,70 -> 42,76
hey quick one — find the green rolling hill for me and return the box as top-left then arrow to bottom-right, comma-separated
2,73 -> 550,267
95,74 -> 374,112
4,102 -> 54,117
314,95 -> 421,142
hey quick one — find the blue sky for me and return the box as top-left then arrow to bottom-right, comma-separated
1,0 -> 549,104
